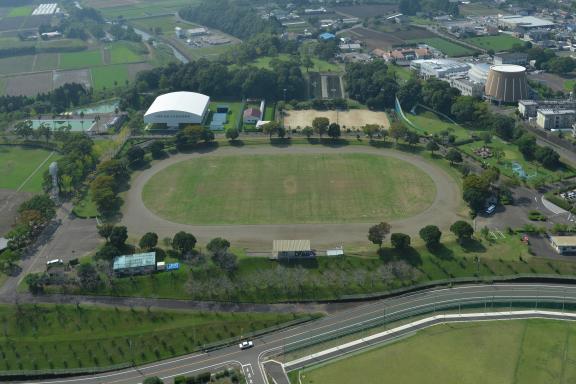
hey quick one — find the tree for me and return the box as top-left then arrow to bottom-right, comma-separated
262,121 -> 280,140
517,134 -> 537,160
225,127 -> 239,141
77,263 -> 101,290
277,126 -> 286,138
172,231 -> 197,256
139,232 -> 158,250
14,120 -> 34,139
327,122 -> 341,139
362,124 -> 380,140
143,378 -> 164,384
535,146 -> 560,169
405,131 -> 419,147
426,140 -> 439,155
149,141 -> 165,159
212,251 -> 238,272
25,273 -> 47,294
368,222 -> 391,248
389,122 -> 407,144
419,225 -> 442,248
18,195 -> 55,222
445,149 -> 463,165
396,78 -> 421,111
302,126 -> 314,138
450,221 -> 474,244
0,249 -> 20,272
463,174 -> 491,212
37,122 -> 52,142
97,224 -> 114,242
127,145 -> 145,164
95,243 -> 120,261
207,237 -> 231,254
391,233 -> 411,250
109,226 -> 128,248
312,117 -> 329,138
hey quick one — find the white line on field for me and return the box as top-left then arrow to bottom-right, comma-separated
17,151 -> 55,192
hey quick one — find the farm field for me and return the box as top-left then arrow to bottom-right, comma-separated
60,50 -> 103,70
91,64 -> 129,90
142,153 -> 435,225
298,319 -> 576,384
0,303 -> 306,371
0,55 -> 34,75
130,15 -> 198,35
5,72 -> 53,96
406,37 -> 476,57
33,53 -> 59,71
0,145 -> 57,192
98,0 -> 200,19
284,109 -> 389,129
333,4 -> 397,18
460,2 -> 507,16
464,35 -> 523,52
107,41 -> 147,64
7,6 -> 32,17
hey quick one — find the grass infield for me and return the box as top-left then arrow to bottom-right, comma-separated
298,319 -> 576,384
464,35 -> 524,52
142,153 -> 436,225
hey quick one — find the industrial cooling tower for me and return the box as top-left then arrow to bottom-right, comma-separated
484,64 -> 528,103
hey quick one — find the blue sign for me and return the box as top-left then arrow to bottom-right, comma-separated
166,263 -> 180,271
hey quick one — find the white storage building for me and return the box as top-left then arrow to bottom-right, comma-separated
144,92 -> 210,128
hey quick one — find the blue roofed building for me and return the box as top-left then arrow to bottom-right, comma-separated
319,32 -> 336,41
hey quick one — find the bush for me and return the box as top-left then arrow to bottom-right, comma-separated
391,233 -> 411,250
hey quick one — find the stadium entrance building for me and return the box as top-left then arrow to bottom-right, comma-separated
144,91 -> 210,128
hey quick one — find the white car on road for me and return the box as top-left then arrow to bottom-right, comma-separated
239,340 -> 254,350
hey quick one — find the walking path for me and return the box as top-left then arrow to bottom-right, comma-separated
121,145 -> 463,248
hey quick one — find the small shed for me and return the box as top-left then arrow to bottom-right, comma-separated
272,240 -> 313,259
243,108 -> 262,124
113,252 -> 156,275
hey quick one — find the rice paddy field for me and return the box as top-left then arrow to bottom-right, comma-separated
297,319 -> 576,384
142,153 -> 436,225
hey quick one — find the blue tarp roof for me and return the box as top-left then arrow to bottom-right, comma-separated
319,32 -> 336,40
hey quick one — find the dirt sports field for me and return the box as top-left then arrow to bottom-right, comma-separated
284,110 -> 390,129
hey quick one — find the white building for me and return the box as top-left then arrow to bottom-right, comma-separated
144,92 -> 210,128
493,53 -> 528,66
411,59 -> 470,79
499,15 -> 555,30
187,27 -> 208,37
536,109 -> 576,131
468,63 -> 491,84
550,236 -> 576,255
450,78 -> 484,98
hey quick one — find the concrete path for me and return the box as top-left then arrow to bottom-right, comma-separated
121,145 -> 463,249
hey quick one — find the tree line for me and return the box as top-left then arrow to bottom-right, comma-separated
179,0 -> 281,39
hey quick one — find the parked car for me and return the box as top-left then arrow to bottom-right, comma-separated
239,340 -> 254,350
485,204 -> 496,215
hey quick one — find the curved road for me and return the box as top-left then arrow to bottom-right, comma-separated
122,145 -> 463,248
25,283 -> 576,384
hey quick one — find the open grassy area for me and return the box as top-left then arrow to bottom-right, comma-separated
0,145 -> 57,192
407,37 -> 476,57
248,54 -> 342,73
33,53 -> 59,71
0,55 -> 34,75
72,190 -> 98,218
108,41 -> 147,65
0,303 -> 307,371
60,50 -> 103,70
91,64 -> 129,90
7,6 -> 33,17
142,153 -> 436,225
298,319 -> 576,384
464,34 -> 523,52
405,109 -> 477,141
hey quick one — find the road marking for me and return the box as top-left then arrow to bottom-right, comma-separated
242,363 -> 255,384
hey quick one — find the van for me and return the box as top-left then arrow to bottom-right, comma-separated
485,205 -> 496,215
46,259 -> 64,266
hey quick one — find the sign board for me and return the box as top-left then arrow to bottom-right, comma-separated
166,263 -> 180,271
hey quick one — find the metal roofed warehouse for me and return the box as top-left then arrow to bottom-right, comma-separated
144,91 -> 210,128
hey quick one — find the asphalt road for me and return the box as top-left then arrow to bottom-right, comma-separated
23,283 -> 576,384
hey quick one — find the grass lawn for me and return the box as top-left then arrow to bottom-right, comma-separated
0,303 -> 307,371
108,41 -> 147,65
564,79 -> 575,91
406,37 -> 477,57
264,103 -> 276,121
298,319 -> 576,384
72,190 -> 98,218
7,6 -> 33,17
464,35 -> 523,52
142,153 -> 436,225
33,53 -> 59,71
0,145 -> 57,192
405,110 -> 476,141
388,64 -> 413,82
459,138 -> 575,183
91,64 -> 129,90
60,50 -> 103,70
207,101 -> 243,130
248,54 -> 342,73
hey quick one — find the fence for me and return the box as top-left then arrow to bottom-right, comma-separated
279,294 -> 576,356
0,363 -> 131,380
